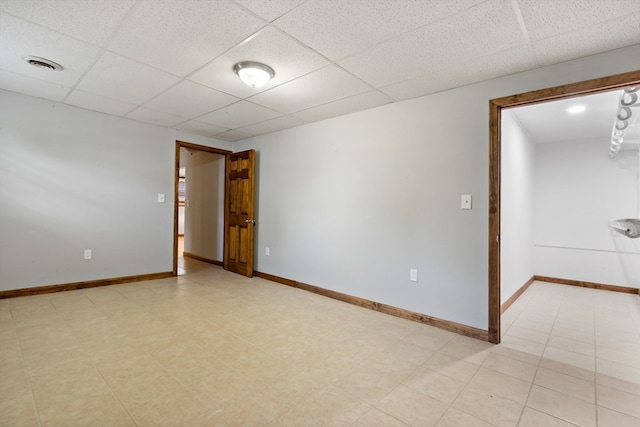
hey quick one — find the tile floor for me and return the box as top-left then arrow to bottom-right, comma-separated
1,259 -> 639,426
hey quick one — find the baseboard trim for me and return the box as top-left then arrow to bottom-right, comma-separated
501,276 -> 535,314
182,252 -> 223,266
255,271 -> 488,341
534,275 -> 639,295
0,271 -> 174,299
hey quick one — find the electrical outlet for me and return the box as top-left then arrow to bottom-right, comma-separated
410,269 -> 418,282
84,249 -> 92,260
265,247 -> 270,256
461,194 -> 472,210
157,193 -> 165,203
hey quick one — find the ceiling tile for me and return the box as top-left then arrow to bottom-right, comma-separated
76,52 -> 180,105
65,89 -> 136,116
518,0 -> 640,41
198,101 -> 282,129
381,45 -> 537,101
292,90 -> 393,122
274,0 -> 485,61
339,0 -> 527,87
0,69 -> 70,102
248,65 -> 371,114
0,0 -> 135,46
0,12 -> 100,87
215,129 -> 255,141
175,120 -> 229,138
532,13 -> 640,67
143,80 -> 239,119
189,26 -> 330,98
107,0 -> 265,77
235,0 -> 306,22
237,115 -> 305,135
126,107 -> 187,127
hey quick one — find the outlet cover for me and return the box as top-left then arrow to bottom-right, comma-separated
461,194 -> 472,210
84,249 -> 92,260
157,193 -> 165,203
265,247 -> 270,256
410,269 -> 418,282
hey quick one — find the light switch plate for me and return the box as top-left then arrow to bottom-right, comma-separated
461,194 -> 472,210
158,193 -> 165,203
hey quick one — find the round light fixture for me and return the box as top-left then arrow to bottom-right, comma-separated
567,105 -> 585,114
22,55 -> 63,71
233,61 -> 274,89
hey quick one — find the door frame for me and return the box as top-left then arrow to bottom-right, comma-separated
173,141 -> 232,275
488,70 -> 640,343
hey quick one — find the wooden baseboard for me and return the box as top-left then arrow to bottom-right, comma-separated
0,271 -> 174,299
534,275 -> 639,295
182,252 -> 223,266
501,276 -> 535,314
255,271 -> 488,341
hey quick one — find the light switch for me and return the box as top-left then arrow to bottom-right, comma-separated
461,194 -> 472,210
157,193 -> 165,203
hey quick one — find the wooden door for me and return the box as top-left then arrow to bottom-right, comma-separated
224,149 -> 255,277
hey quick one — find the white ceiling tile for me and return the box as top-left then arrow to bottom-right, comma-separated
107,0 -> 265,77
215,129 -> 255,141
189,26 -> 330,98
274,0 -> 485,61
76,52 -> 180,105
292,90 -> 393,122
198,101 -> 282,129
518,0 -> 640,41
0,13 -> 100,87
126,107 -> 187,127
175,120 -> 229,138
0,0 -> 135,46
339,0 -> 527,87
237,115 -> 305,135
143,80 -> 239,119
532,13 -> 640,66
381,45 -> 538,101
249,65 -> 371,114
0,69 -> 70,102
235,0 -> 306,22
65,89 -> 136,116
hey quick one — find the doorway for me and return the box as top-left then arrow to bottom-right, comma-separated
487,70 -> 640,344
173,141 -> 231,275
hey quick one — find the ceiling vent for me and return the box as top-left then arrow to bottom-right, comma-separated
22,55 -> 64,71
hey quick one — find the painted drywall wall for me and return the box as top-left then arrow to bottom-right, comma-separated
234,45 -> 640,330
501,111 -> 535,303
182,151 -> 225,261
0,90 -> 231,291
534,139 -> 640,287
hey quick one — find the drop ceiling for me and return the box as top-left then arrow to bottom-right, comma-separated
1,0 -> 639,142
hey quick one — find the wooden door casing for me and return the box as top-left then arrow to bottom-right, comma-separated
224,149 -> 255,277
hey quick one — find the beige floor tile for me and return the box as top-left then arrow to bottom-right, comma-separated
538,357 -> 595,383
504,325 -> 550,345
451,385 -> 523,427
422,351 -> 480,383
547,335 -> 595,357
0,386 -> 40,427
467,367 -> 532,404
518,407 -> 579,427
533,367 -> 595,403
375,385 -> 447,427
482,351 -> 538,382
439,335 -> 493,365
500,335 -> 546,358
597,406 -> 640,427
435,407 -> 494,427
596,345 -> 640,368
596,383 -> 640,418
597,358 -> 640,383
543,346 -> 595,372
402,367 -> 466,405
351,408 -> 409,427
596,372 -> 640,396
402,327 -> 456,351
526,385 -> 596,427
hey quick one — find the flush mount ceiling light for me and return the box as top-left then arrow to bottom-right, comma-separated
567,105 -> 586,114
233,61 -> 274,89
22,55 -> 63,71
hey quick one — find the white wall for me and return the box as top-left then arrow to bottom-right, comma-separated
234,45 -> 640,330
501,111 -> 536,303
182,151 -> 225,261
0,90 -> 231,291
534,139 -> 640,287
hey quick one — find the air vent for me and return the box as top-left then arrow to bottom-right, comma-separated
22,56 -> 63,71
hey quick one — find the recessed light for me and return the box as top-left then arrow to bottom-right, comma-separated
567,105 -> 586,114
22,55 -> 63,71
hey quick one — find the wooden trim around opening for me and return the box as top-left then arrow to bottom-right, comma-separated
183,252 -> 223,266
255,271 -> 489,341
501,276 -> 535,314
488,69 -> 640,344
0,271 -> 174,299
535,275 -> 640,295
